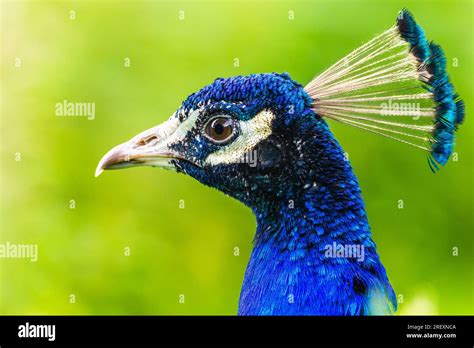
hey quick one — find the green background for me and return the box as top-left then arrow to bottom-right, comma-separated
1,0 -> 472,315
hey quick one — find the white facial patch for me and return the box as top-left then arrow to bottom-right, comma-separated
204,110 -> 275,166
164,109 -> 200,144
131,109 -> 200,150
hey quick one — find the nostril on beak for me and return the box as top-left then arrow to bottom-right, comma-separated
137,134 -> 159,147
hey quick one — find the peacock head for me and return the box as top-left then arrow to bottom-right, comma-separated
95,73 -> 340,209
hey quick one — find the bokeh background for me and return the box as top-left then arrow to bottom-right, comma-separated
1,0 -> 472,315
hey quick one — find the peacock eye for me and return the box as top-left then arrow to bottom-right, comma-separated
204,116 -> 235,144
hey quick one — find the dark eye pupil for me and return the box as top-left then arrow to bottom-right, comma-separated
204,117 -> 234,143
214,123 -> 224,134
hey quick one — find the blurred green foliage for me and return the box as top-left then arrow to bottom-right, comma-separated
1,0 -> 472,315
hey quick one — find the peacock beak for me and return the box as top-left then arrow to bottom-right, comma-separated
95,116 -> 183,177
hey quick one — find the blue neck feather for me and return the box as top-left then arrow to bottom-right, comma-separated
238,116 -> 397,315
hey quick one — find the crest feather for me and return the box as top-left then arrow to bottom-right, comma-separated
304,9 -> 464,171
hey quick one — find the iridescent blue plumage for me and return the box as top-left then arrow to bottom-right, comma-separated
238,115 -> 397,315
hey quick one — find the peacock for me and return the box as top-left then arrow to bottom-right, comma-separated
95,10 -> 464,315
